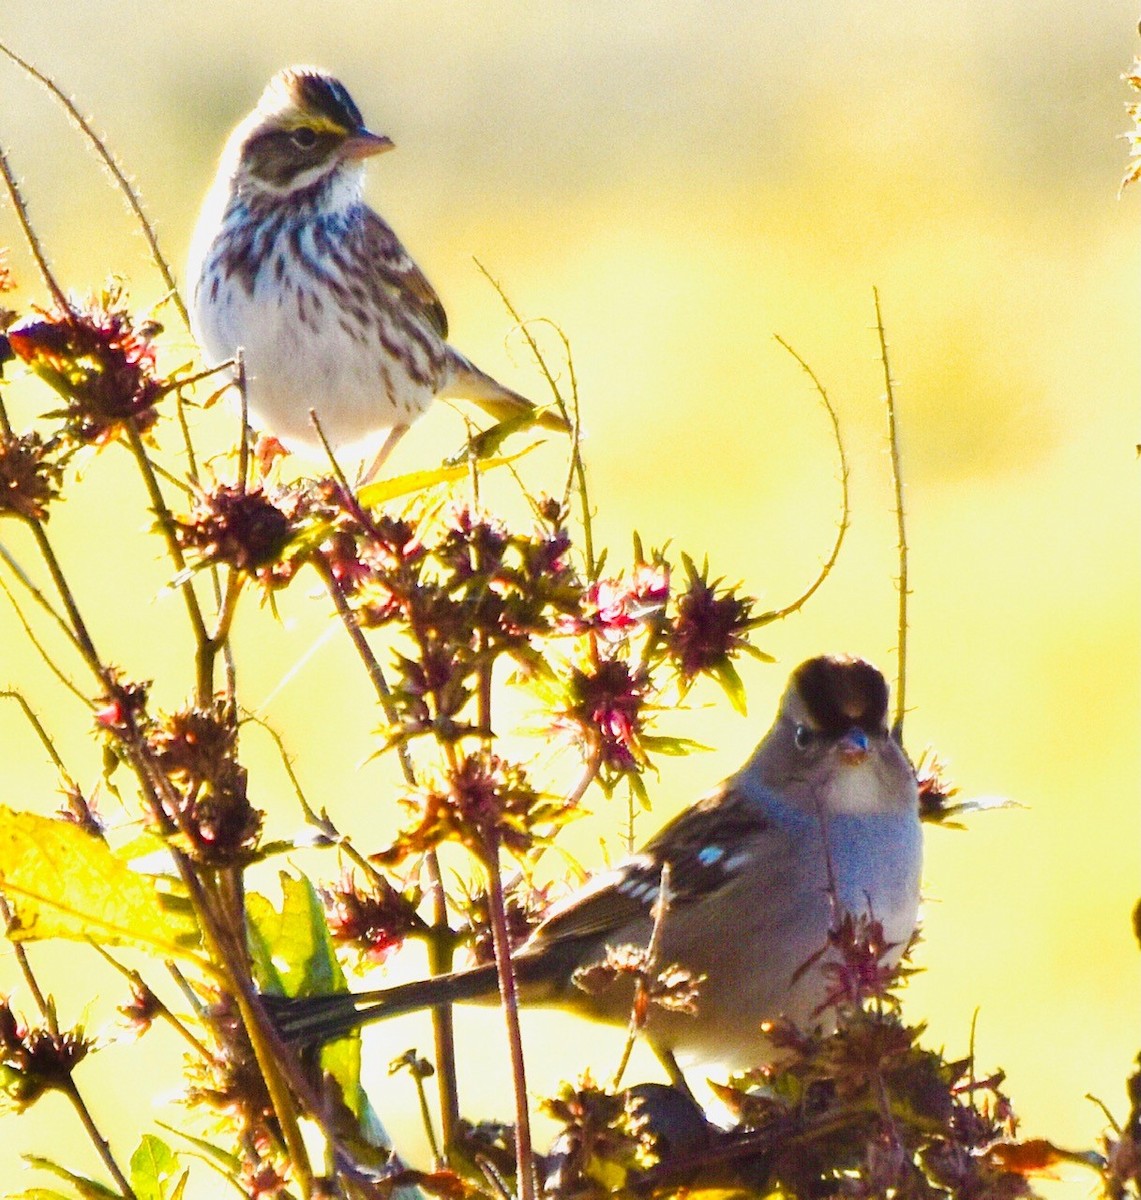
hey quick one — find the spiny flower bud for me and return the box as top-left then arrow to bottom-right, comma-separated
8,286 -> 164,444
0,431 -> 63,522
174,484 -> 301,587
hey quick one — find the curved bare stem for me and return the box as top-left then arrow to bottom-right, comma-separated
0,575 -> 90,704
0,42 -> 189,331
0,140 -> 69,315
472,260 -> 596,580
757,336 -> 850,623
873,288 -> 909,742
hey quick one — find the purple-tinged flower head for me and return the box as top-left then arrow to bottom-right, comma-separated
559,562 -> 669,640
319,872 -> 423,965
560,659 -> 649,773
147,701 -> 264,866
174,483 -> 303,589
459,878 -> 551,964
668,557 -> 757,683
117,979 -> 162,1039
93,674 -> 150,734
376,751 -> 574,865
436,505 -> 510,582
8,286 -> 164,444
56,788 -> 105,840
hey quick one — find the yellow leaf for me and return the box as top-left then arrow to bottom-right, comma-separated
0,808 -> 204,964
356,444 -> 538,508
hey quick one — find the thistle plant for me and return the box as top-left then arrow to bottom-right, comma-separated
0,45 -> 1134,1200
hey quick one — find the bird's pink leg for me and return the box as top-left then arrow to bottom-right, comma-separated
359,423 -> 409,484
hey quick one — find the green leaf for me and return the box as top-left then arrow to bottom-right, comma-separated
246,873 -> 363,1114
20,1156 -> 120,1199
154,1123 -> 239,1174
356,444 -> 537,508
638,734 -> 714,756
129,1135 -> 185,1200
740,642 -> 777,663
711,658 -> 748,716
246,872 -> 344,998
0,808 -> 202,962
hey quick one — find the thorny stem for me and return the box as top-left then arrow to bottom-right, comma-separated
0,42 -> 190,332
0,895 -> 53,1028
874,289 -> 909,743
121,422 -> 213,699
314,554 -> 461,1146
761,337 -> 850,623
0,140 -> 70,317
613,862 -> 673,1090
473,260 -> 597,579
61,1079 -> 139,1200
90,943 -> 216,1062
481,831 -> 536,1200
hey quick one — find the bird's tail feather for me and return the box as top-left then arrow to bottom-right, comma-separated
266,960 -> 503,1045
442,353 -> 570,434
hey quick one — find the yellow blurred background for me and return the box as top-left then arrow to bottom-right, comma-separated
0,2 -> 1137,1196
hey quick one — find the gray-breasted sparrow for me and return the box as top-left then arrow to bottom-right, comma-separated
187,67 -> 567,480
270,656 -> 922,1073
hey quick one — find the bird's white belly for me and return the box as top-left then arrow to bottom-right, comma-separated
194,273 -> 435,456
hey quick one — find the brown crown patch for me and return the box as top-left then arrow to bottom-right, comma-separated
792,656 -> 889,736
278,69 -> 364,133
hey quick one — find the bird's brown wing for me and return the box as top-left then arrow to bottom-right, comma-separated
359,208 -> 449,339
529,783 -> 774,949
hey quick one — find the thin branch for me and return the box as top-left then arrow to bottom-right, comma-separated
0,42 -> 190,331
481,831 -> 536,1200
757,337 -> 851,623
473,260 -> 596,579
0,541 -> 86,660
0,577 -> 90,704
0,894 -> 53,1027
0,690 -> 84,804
121,422 -> 212,697
873,288 -> 909,742
60,1079 -> 139,1200
235,350 -> 250,492
0,896 -> 137,1197
312,549 -> 461,1144
0,139 -> 69,315
613,861 -> 673,1090
90,943 -> 216,1062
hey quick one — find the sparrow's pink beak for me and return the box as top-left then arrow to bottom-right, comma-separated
341,130 -> 394,160
838,728 -> 870,765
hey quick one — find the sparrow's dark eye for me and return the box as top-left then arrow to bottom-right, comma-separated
794,724 -> 813,751
290,126 -> 319,150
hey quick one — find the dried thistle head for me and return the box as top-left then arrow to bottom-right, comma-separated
0,431 -> 63,522
173,482 -> 307,589
319,871 -> 423,965
8,285 -> 165,444
377,751 -> 572,865
668,554 -> 759,686
0,998 -> 91,1113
